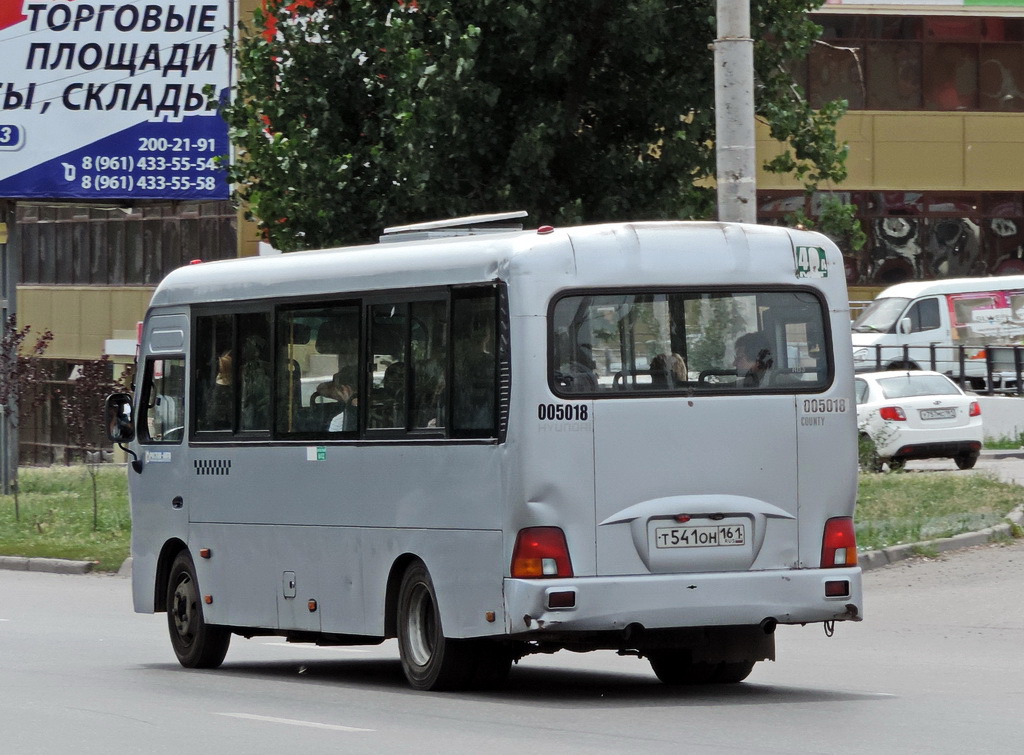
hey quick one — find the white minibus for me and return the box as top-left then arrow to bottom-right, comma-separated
106,214 -> 862,690
852,275 -> 1024,384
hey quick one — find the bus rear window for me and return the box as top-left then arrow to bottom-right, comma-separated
551,290 -> 830,395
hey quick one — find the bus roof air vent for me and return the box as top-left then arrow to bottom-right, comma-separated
379,211 -> 528,242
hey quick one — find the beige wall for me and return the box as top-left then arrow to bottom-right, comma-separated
757,111 -> 1024,192
17,286 -> 152,361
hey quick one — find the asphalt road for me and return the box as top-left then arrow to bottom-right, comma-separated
2,533 -> 1023,754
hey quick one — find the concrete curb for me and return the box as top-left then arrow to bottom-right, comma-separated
859,504 -> 1024,571
0,555 -> 98,575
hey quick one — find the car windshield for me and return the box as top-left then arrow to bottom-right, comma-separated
877,374 -> 960,399
852,297 -> 910,333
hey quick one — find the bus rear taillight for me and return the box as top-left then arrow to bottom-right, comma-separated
821,517 -> 858,568
511,527 -> 573,578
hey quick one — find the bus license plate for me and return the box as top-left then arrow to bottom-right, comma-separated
654,524 -> 746,549
920,407 -> 956,420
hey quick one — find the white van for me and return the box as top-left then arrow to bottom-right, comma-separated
851,275 -> 1024,383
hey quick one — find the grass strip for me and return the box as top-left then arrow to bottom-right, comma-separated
1,466 -> 1021,571
855,470 -> 1022,552
0,465 -> 130,571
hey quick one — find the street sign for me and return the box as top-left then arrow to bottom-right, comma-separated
0,0 -> 231,200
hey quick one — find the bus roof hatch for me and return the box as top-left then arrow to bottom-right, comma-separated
379,211 -> 528,242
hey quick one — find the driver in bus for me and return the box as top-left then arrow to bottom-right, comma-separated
733,332 -> 773,387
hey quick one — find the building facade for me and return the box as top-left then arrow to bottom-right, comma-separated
757,1 -> 1024,298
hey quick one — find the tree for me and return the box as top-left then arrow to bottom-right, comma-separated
57,357 -> 134,530
224,0 -> 856,251
0,316 -> 53,519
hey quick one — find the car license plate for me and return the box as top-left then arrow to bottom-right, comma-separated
920,407 -> 956,420
654,524 -> 746,549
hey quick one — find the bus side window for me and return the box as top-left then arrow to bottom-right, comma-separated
411,300 -> 448,430
238,312 -> 272,431
451,289 -> 498,436
140,357 -> 185,444
195,315 -> 233,431
369,303 -> 409,430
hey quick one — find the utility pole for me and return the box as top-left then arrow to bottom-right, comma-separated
714,0 -> 757,224
0,199 -> 15,494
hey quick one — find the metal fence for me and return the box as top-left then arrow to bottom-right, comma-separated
854,343 -> 1024,395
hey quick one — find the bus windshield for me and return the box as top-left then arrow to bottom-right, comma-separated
852,297 -> 910,333
551,289 -> 829,394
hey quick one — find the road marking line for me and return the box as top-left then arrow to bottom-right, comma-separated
214,712 -> 374,732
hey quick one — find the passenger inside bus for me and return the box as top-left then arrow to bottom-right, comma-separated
733,332 -> 773,387
204,349 -> 233,428
318,366 -> 359,432
311,316 -> 360,432
650,352 -> 687,389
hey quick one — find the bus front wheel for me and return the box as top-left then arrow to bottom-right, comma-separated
396,562 -> 511,691
165,551 -> 230,669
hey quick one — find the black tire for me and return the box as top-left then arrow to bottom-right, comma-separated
166,551 -> 230,669
887,457 -> 906,471
713,661 -> 756,684
648,652 -> 756,685
397,562 -> 513,691
954,452 -> 979,470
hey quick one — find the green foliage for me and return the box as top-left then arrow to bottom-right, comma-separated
223,0 -> 853,250
855,472 -> 1020,552
0,466 -> 130,570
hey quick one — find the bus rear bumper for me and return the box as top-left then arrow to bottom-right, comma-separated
503,567 -> 862,636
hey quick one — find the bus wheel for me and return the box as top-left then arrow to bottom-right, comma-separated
648,653 -> 754,685
166,551 -> 230,669
396,562 -> 480,691
714,661 -> 756,683
647,652 -> 719,684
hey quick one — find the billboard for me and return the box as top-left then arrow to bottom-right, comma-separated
0,0 -> 232,200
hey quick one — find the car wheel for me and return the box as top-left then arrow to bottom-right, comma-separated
954,452 -> 979,470
166,551 -> 230,669
887,457 -> 906,471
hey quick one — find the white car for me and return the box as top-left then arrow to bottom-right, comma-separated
855,370 -> 983,471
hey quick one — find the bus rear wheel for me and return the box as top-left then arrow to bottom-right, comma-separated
396,562 -> 511,691
647,652 -> 755,685
166,551 -> 230,669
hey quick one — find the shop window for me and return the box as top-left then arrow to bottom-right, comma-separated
808,43 -> 864,110
980,44 -> 1024,112
866,42 -> 921,110
924,44 -> 979,110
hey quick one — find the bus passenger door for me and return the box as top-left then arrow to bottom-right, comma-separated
133,335 -> 191,590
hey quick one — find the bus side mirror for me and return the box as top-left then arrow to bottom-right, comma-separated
105,392 -> 136,443
898,317 -> 912,335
